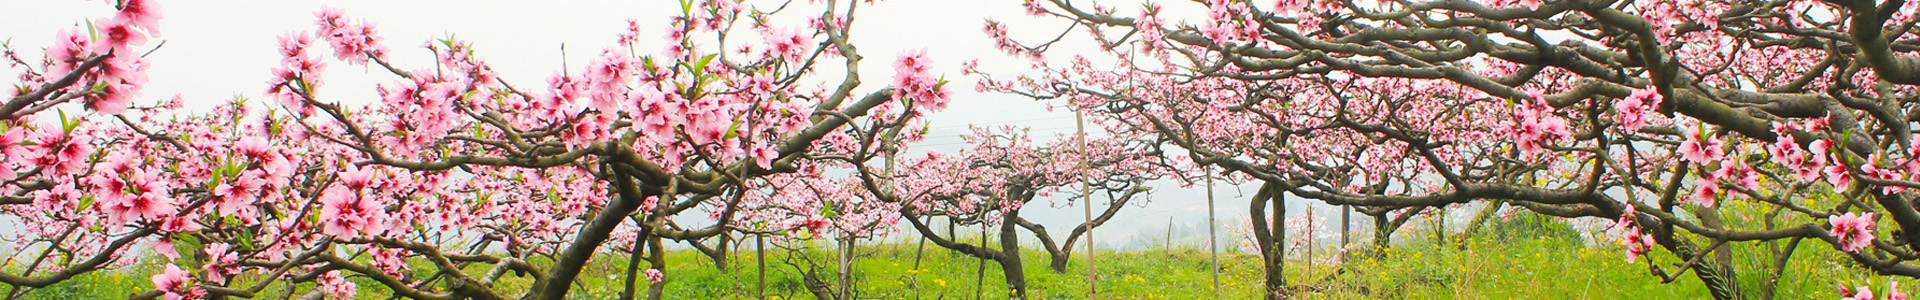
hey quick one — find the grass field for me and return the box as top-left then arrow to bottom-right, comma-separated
12,225 -> 1890,299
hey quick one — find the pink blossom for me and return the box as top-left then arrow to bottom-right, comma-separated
340,165 -> 379,190
151,264 -> 191,290
212,174 -> 264,218
114,0 -> 163,37
371,247 -> 410,276
202,243 -> 240,282
584,48 -> 639,112
891,49 -> 950,110
749,143 -> 778,169
1825,163 -> 1854,189
1622,232 -> 1655,263
1729,162 -> 1760,192
1847,286 -> 1875,300
159,214 -> 201,232
895,48 -> 931,75
1512,94 -> 1569,155
92,17 -> 147,55
0,130 -> 20,179
85,54 -> 151,115
1865,161 -> 1905,193
319,187 -> 385,237
103,190 -> 176,223
314,6 -> 386,65
617,19 -> 642,46
234,137 -> 271,157
762,26 -> 809,63
1830,212 -> 1876,252
1615,88 -> 1661,132
151,264 -> 203,300
1893,281 -> 1909,300
319,270 -> 357,299
45,26 -> 95,80
268,31 -> 325,110
1689,182 -> 1718,207
1613,203 -> 1638,231
1678,131 -> 1725,164
645,268 -> 665,283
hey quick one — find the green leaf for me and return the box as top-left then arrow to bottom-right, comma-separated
696,54 -> 718,71
820,201 -> 839,218
236,229 -> 256,251
76,194 -> 94,212
174,234 -> 203,250
85,19 -> 98,41
724,120 -> 743,140
58,110 -> 78,133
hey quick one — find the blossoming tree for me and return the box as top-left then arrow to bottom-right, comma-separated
6,0 -> 948,299
881,126 -> 1163,298
988,0 -> 1920,299
1,0 -> 170,295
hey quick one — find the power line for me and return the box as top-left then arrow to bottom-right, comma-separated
924,115 -> 1075,130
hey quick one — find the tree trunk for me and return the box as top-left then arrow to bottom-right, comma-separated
1370,206 -> 1427,256
901,213 -> 1027,298
999,210 -> 1029,299
1456,200 -> 1506,250
1248,183 -> 1287,299
645,234 -> 666,300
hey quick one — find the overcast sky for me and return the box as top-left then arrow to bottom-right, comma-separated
0,0 -> 1365,250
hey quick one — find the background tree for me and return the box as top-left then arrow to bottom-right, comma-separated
879,126 -> 1163,298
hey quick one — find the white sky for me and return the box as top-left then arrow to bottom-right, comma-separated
0,0 -> 1374,250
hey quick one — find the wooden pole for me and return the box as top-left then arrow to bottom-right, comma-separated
1075,111 -> 1098,299
1206,167 -> 1220,298
1165,216 -> 1174,254
912,216 -> 929,300
839,236 -> 853,299
756,234 -> 766,299
974,222 -> 988,300
1341,205 -> 1350,256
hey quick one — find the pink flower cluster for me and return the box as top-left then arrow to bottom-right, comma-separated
1831,212 -> 1877,253
266,31 -> 325,111
1512,91 -> 1571,155
645,268 -> 665,283
1677,124 -> 1731,206
761,26 -> 810,64
892,49 -> 950,111
319,270 -> 358,299
319,165 -> 390,238
41,0 -> 162,114
150,264 -> 204,300
91,155 -> 178,225
1613,204 -> 1657,263
1614,88 -> 1662,132
314,5 -> 387,65
1843,282 -> 1909,300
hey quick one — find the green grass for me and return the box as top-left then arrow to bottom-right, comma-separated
601,242 -> 1269,300
3,226 -> 1894,299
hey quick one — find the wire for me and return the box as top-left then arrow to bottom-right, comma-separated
924,115 -> 1075,130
